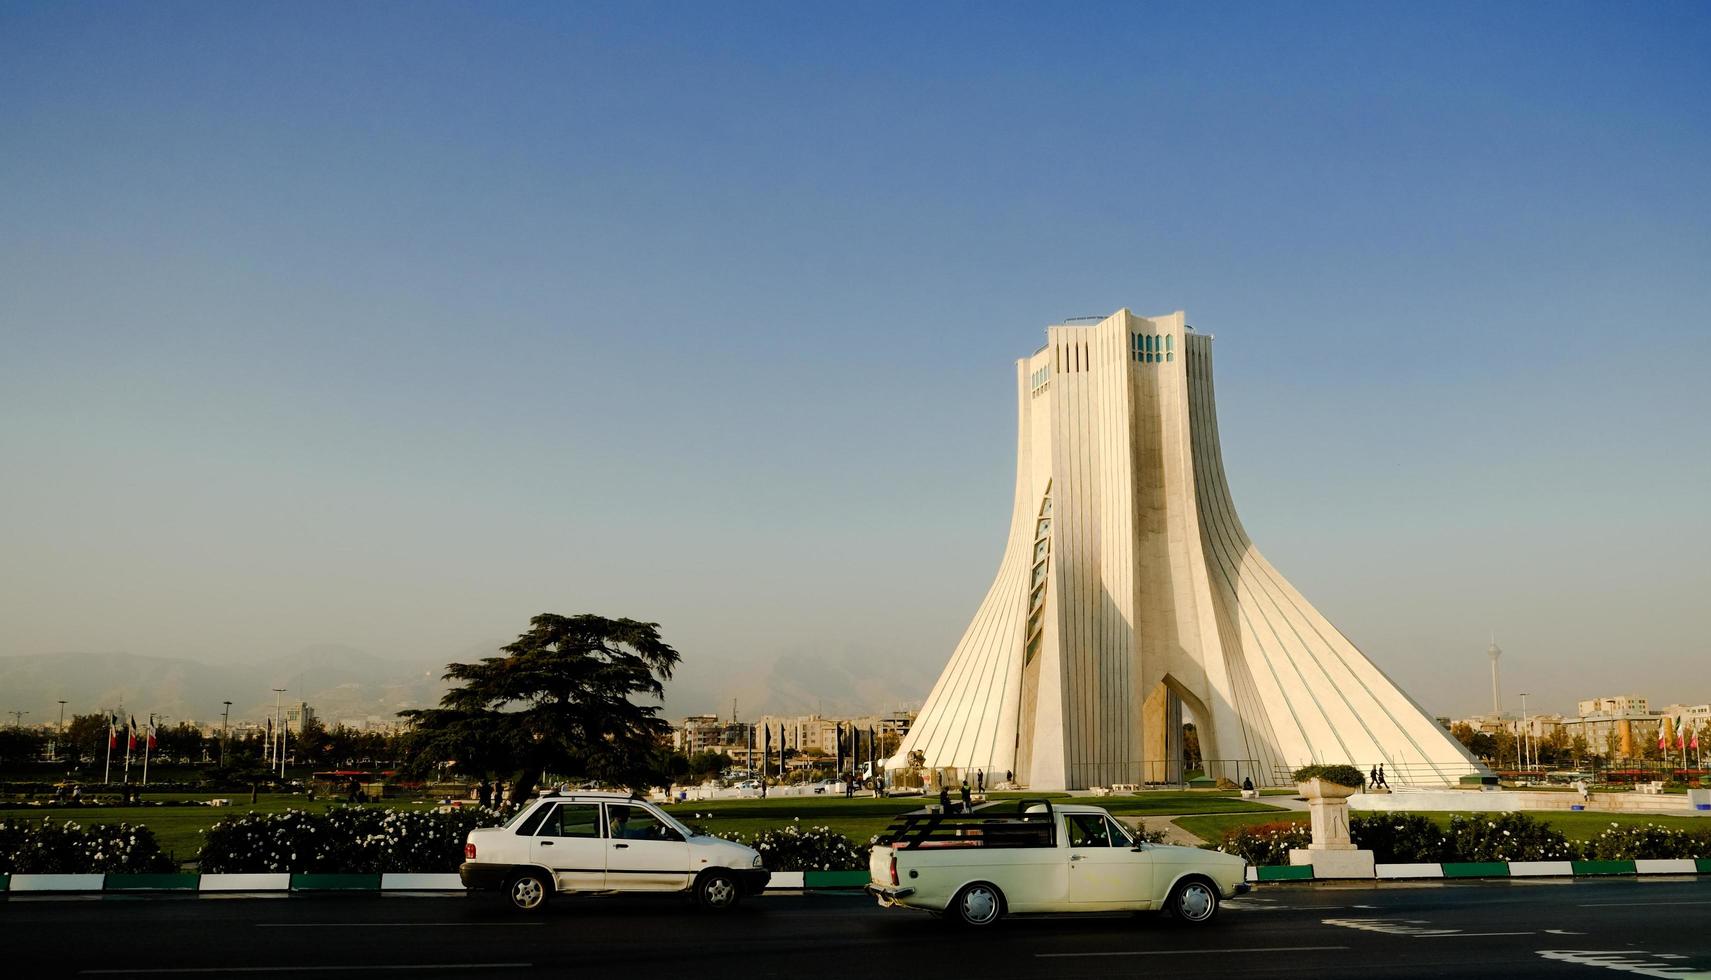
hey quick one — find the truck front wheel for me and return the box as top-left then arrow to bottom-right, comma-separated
1166,877 -> 1219,925
949,882 -> 1004,927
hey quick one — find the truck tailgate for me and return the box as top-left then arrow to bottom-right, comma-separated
868,844 -> 894,885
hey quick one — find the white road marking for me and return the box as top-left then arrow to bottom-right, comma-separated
1322,917 -> 1531,938
1322,917 -> 1459,936
82,966 -> 532,975
1536,949 -> 1711,978
1037,946 -> 1347,958
1579,902 -> 1711,908
256,923 -> 541,928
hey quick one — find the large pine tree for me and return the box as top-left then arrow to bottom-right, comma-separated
401,614 -> 681,800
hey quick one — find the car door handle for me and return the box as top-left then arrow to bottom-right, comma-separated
613,843 -> 629,849
539,841 -> 554,846
1070,854 -> 1084,861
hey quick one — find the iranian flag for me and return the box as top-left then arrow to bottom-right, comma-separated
108,715 -> 118,750
1677,716 -> 1689,750
1659,716 -> 1671,750
146,723 -> 158,751
127,715 -> 138,751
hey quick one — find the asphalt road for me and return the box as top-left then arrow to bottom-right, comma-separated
4,878 -> 1709,979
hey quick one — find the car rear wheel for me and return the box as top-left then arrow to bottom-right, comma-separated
506,871 -> 551,912
1167,877 -> 1219,925
949,882 -> 1004,928
696,870 -> 741,911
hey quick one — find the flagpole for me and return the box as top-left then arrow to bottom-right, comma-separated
103,715 -> 113,785
142,713 -> 152,787
123,714 -> 132,785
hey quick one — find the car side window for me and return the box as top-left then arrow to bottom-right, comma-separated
533,804 -> 562,837
1067,814 -> 1112,848
605,804 -> 680,842
514,803 -> 552,836
555,803 -> 602,838
1105,817 -> 1135,846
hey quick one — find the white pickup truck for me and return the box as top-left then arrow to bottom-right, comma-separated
867,799 -> 1249,927
461,791 -> 769,911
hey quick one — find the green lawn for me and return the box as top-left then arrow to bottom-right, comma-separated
1173,809 -> 1711,847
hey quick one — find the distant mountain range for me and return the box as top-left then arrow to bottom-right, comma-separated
0,647 -> 451,727
0,644 -> 930,728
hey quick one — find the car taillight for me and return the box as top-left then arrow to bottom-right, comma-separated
889,855 -> 898,886
465,842 -> 477,860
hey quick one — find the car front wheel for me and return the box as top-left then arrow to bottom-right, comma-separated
696,871 -> 741,911
949,882 -> 1004,928
506,871 -> 551,913
1167,877 -> 1219,925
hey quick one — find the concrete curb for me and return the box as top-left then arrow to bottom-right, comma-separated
2,870 -> 869,895
1250,857 -> 1711,882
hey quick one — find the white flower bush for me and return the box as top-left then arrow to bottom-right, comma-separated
718,824 -> 865,872
199,805 -> 509,874
0,817 -> 175,874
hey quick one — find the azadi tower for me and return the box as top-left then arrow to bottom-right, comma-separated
895,310 -> 1485,790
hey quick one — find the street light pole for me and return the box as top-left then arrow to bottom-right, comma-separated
221,701 -> 232,769
272,689 -> 287,780
1519,693 -> 1531,778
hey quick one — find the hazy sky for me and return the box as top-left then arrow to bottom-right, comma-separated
3,2 -> 1708,720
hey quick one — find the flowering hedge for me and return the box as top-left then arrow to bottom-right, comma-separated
199,805 -> 508,874
1213,820 -> 1312,865
0,817 -> 175,874
718,824 -> 865,872
1582,822 -> 1711,860
1349,814 -> 1447,863
1217,813 -> 1711,865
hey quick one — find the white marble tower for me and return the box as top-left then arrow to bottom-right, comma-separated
893,310 -> 1487,790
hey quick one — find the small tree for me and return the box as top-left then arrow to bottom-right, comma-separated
401,613 -> 681,800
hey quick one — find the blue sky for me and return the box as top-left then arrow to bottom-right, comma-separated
2,2 -> 1708,719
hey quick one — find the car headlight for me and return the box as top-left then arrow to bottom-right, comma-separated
752,853 -> 765,869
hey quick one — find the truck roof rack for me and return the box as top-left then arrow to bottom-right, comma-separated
876,798 -> 1058,850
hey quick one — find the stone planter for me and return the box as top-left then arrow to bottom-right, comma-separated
1289,777 -> 1375,878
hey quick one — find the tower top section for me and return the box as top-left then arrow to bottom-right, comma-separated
1043,308 -> 1189,334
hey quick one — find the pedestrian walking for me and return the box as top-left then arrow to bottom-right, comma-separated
1368,765 -> 1379,788
960,778 -> 972,812
845,772 -> 855,799
976,770 -> 984,793
939,785 -> 952,814
347,777 -> 363,804
477,779 -> 492,808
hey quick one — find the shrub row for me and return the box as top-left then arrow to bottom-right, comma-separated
715,824 -> 866,872
1215,813 -> 1711,865
199,805 -> 508,874
0,817 -> 175,873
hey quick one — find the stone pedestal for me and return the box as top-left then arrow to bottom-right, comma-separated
1289,847 -> 1375,878
1291,778 -> 1376,879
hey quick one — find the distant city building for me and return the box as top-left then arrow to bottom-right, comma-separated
1578,695 -> 1649,717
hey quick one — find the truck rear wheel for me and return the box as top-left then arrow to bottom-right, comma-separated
949,882 -> 1004,927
